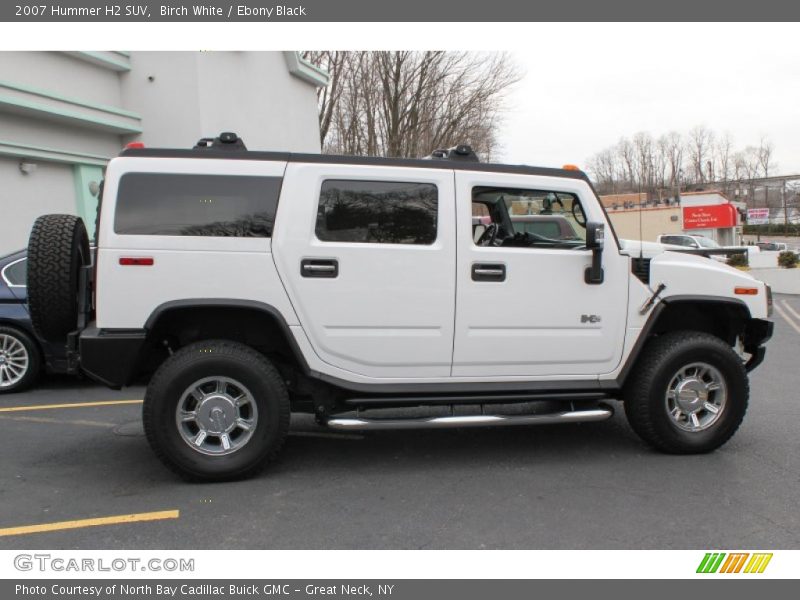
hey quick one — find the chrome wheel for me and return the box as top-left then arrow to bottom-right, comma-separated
175,376 -> 258,456
665,362 -> 727,432
0,333 -> 30,389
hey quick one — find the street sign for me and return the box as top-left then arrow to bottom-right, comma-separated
747,208 -> 770,225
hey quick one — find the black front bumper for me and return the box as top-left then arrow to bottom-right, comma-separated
743,318 -> 774,372
78,325 -> 146,388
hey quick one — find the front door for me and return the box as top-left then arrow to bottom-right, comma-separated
452,170 -> 629,378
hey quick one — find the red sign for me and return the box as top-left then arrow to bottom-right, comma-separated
682,204 -> 738,230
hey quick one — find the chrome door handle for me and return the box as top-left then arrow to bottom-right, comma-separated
301,259 -> 339,278
472,263 -> 506,282
473,268 -> 504,276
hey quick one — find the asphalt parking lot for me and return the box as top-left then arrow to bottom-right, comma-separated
1,296 -> 799,550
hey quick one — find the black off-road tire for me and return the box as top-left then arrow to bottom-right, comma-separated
0,326 -> 42,394
624,331 -> 748,454
143,340 -> 290,482
26,214 -> 91,343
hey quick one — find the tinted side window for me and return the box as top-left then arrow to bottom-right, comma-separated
3,259 -> 26,286
114,173 -> 281,237
316,180 -> 438,245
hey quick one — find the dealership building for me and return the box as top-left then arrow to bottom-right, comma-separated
603,191 -> 744,245
0,51 -> 328,255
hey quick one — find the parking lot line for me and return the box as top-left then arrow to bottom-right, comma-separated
0,414 -> 116,427
775,300 -> 800,336
0,510 -> 180,538
780,299 -> 800,323
0,399 -> 143,413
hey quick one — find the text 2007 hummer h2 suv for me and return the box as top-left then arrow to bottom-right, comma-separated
26,133 -> 773,481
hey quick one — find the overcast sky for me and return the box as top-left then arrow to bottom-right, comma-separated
498,24 -> 800,176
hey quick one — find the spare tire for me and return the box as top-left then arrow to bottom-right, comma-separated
27,214 -> 91,343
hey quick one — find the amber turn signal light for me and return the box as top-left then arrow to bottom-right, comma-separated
734,287 -> 758,295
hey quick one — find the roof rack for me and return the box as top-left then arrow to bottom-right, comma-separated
194,132 -> 247,151
424,144 -> 480,162
118,137 -> 589,183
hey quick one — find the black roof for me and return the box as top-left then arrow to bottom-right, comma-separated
118,147 -> 590,182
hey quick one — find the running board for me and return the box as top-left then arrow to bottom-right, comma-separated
326,407 -> 613,431
343,391 -> 610,407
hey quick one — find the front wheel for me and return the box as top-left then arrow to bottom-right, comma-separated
624,331 -> 748,454
143,340 -> 290,481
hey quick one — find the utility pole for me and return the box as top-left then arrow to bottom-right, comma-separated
783,178 -> 789,236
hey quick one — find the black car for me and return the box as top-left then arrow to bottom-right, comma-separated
0,250 -> 68,393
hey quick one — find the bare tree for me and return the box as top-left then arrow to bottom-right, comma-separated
632,131 -> 654,192
757,136 -> 775,178
305,51 -> 519,160
617,137 -> 636,187
586,148 -> 619,193
303,52 -> 348,145
687,125 -> 714,184
735,147 -> 761,182
586,127 -> 778,203
714,132 -> 734,194
653,135 -> 669,192
662,131 -> 684,189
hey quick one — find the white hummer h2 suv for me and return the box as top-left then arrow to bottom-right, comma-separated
26,133 -> 773,481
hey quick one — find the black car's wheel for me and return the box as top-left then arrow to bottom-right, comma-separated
26,214 -> 91,343
143,340 -> 290,482
624,331 -> 748,454
0,326 -> 41,394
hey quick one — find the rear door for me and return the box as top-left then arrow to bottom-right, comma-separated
273,163 -> 456,379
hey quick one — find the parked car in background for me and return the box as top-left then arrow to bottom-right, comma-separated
756,241 -> 782,252
755,241 -> 800,256
657,234 -> 722,249
0,250 -> 68,393
656,234 -> 755,262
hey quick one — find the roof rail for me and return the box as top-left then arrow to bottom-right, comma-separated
424,144 -> 480,162
194,132 -> 247,151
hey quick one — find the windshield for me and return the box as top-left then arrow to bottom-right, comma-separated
696,237 -> 720,249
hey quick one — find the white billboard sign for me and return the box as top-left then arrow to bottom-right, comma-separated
747,208 -> 770,225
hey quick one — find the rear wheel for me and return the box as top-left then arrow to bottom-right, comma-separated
143,340 -> 290,481
624,331 -> 748,454
26,214 -> 91,343
0,326 -> 41,394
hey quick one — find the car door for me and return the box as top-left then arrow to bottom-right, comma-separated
452,170 -> 629,378
273,163 -> 456,379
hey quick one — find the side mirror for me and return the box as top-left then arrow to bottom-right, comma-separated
586,222 -> 605,250
584,221 -> 605,284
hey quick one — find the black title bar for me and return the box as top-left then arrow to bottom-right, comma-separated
3,0 -> 800,22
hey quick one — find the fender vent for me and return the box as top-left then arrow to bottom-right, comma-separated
632,258 -> 650,284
